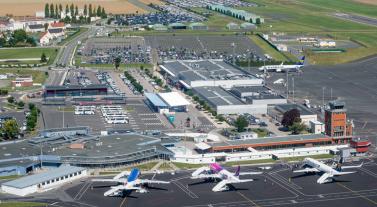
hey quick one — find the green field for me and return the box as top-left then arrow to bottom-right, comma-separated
0,69 -> 47,84
0,47 -> 58,65
0,202 -> 46,207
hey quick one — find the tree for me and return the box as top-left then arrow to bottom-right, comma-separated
101,7 -> 107,18
114,56 -> 121,70
84,4 -> 88,16
289,121 -> 306,135
59,4 -> 63,15
17,101 -> 24,108
234,116 -> 248,132
75,6 -> 79,16
41,52 -> 47,63
12,29 -> 27,43
50,3 -> 54,18
97,5 -> 102,17
89,4 -> 93,17
1,119 -> 19,139
7,96 -> 14,104
44,23 -> 49,31
70,4 -> 74,18
0,37 -> 5,47
281,108 -> 301,127
45,3 -> 50,18
55,4 -> 59,18
65,4 -> 69,15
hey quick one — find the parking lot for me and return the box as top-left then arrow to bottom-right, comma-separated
165,0 -> 258,8
145,34 -> 266,62
59,159 -> 377,207
79,37 -> 151,65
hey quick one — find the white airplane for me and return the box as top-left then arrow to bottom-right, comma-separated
293,157 -> 363,184
259,56 -> 305,72
191,163 -> 262,192
92,168 -> 170,196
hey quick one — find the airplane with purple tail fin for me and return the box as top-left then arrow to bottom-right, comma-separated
191,163 -> 262,192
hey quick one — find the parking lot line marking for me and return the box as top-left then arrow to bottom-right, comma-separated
336,182 -> 377,205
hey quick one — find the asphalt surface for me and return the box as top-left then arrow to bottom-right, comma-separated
333,13 -> 377,27
262,55 -> 377,146
44,158 -> 377,207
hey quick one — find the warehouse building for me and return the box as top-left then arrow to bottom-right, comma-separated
151,24 -> 168,31
193,86 -> 286,115
207,5 -> 264,24
44,84 -> 108,97
168,22 -> 187,30
226,22 -> 240,30
1,165 -> 87,196
189,22 -> 208,30
240,22 -> 257,30
268,103 -> 318,126
145,92 -> 190,113
160,59 -> 263,89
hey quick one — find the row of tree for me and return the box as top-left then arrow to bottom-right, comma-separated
123,71 -> 144,93
0,30 -> 36,47
44,3 -> 107,20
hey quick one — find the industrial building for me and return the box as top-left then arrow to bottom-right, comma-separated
268,103 -> 318,126
193,86 -> 286,115
207,5 -> 264,24
1,166 -> 87,196
39,126 -> 90,138
145,92 -> 190,113
159,59 -> 263,89
44,84 -> 108,97
189,22 -> 208,30
226,22 -> 240,30
240,22 -> 257,30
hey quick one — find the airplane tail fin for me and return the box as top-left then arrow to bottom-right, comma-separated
234,165 -> 241,177
298,56 -> 305,65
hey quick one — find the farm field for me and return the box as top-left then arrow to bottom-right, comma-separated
0,0 -> 147,16
0,68 -> 47,84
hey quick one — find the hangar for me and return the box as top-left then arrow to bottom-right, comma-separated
145,92 -> 190,113
1,165 -> 87,196
193,86 -> 286,115
159,59 -> 263,89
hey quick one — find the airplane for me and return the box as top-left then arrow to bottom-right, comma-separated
91,168 -> 170,196
190,163 -> 262,192
258,56 -> 305,72
293,157 -> 363,184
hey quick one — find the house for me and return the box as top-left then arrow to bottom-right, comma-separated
50,22 -> 66,30
11,76 -> 33,87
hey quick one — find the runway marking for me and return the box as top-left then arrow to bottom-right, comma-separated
119,197 -> 127,207
336,182 -> 377,206
237,191 -> 260,207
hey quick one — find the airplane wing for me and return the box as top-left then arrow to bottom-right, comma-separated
293,168 -> 320,173
238,172 -> 263,176
333,171 -> 357,176
191,174 -> 222,179
212,180 -> 229,192
113,171 -> 131,179
340,163 -> 363,169
92,178 -> 128,183
103,185 -> 141,196
317,172 -> 332,184
138,179 -> 170,185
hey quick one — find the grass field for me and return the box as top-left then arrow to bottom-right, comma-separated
249,35 -> 288,61
0,69 -> 47,84
0,0 -> 147,16
0,47 -> 58,65
0,202 -> 46,207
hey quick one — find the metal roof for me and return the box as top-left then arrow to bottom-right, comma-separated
2,165 -> 85,189
158,92 -> 190,107
275,104 -> 315,116
193,86 -> 244,106
209,134 -> 328,147
145,93 -> 167,107
44,84 -> 108,91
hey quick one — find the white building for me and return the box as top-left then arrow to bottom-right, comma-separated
1,166 -> 87,196
310,120 -> 325,134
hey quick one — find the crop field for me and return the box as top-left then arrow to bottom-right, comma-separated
355,0 -> 377,6
0,0 -> 147,16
